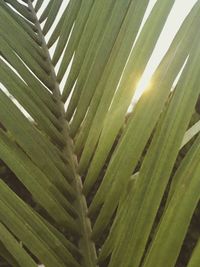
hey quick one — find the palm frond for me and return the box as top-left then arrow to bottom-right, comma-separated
0,0 -> 200,267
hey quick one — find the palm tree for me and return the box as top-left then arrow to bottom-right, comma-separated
0,0 -> 200,266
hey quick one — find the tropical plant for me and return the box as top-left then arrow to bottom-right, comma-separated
0,0 -> 200,266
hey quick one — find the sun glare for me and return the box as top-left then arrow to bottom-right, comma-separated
128,0 -> 197,112
134,74 -> 152,102
128,74 -> 152,113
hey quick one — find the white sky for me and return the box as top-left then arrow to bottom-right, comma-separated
37,0 -> 198,103
0,0 -> 198,120
134,0 -> 197,100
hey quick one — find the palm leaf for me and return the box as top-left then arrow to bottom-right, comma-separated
0,0 -> 200,267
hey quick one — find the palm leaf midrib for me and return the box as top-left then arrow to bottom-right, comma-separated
27,1 -> 97,266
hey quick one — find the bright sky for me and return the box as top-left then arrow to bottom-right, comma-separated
39,0 -> 198,106
133,0 -> 198,101
36,0 -> 198,104
0,0 -> 198,122
37,0 -> 198,78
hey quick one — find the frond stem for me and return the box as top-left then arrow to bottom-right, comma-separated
27,2 -> 98,266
